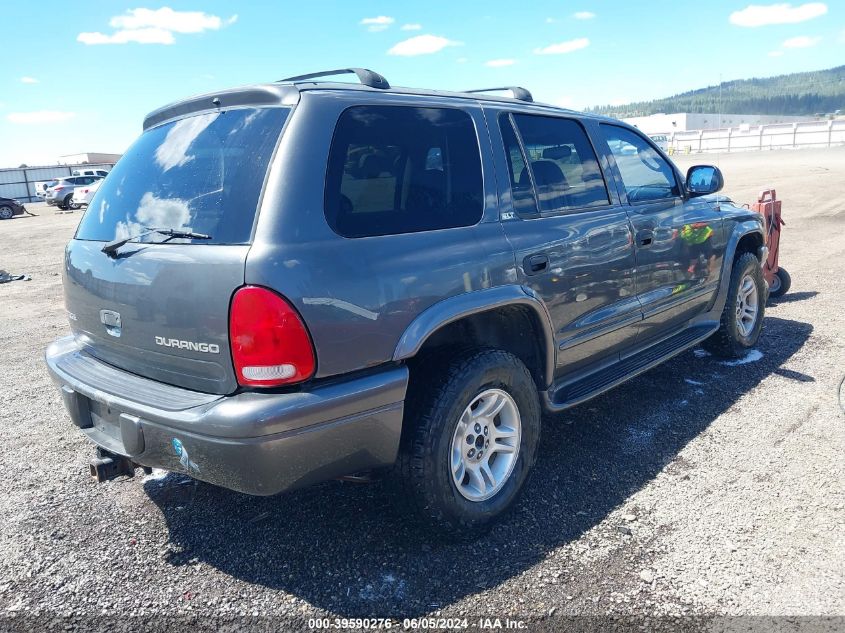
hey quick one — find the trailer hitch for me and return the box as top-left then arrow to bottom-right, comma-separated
89,447 -> 151,482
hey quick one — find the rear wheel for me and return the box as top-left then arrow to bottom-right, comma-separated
0,206 -> 13,220
703,252 -> 765,358
768,268 -> 791,299
64,194 -> 76,210
396,349 -> 541,535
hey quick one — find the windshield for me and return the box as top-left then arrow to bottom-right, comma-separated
75,106 -> 289,245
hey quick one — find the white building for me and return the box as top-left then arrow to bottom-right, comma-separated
58,152 -> 122,165
622,113 -> 816,135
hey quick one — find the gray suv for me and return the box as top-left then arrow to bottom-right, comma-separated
46,175 -> 104,210
45,68 -> 767,533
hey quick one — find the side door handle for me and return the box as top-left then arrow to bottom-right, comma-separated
523,253 -> 550,275
636,229 -> 654,247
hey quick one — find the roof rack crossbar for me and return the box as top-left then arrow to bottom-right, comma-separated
278,68 -> 390,90
465,86 -> 534,102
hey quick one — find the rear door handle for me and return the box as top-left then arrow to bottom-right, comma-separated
523,253 -> 550,275
636,229 -> 654,247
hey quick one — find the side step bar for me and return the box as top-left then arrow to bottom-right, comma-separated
544,324 -> 717,412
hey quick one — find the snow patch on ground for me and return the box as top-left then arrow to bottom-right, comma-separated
142,468 -> 169,483
684,378 -> 705,386
694,348 -> 711,358
720,349 -> 764,366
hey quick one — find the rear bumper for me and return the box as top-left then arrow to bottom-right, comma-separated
45,336 -> 407,495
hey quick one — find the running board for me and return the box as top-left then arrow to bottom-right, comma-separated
543,325 -> 717,412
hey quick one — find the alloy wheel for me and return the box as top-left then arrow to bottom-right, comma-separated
735,274 -> 759,337
449,388 -> 521,502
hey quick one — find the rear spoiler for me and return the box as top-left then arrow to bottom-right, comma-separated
143,84 -> 299,131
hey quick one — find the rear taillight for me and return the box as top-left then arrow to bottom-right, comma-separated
82,189 -> 89,193
229,286 -> 316,387
54,186 -> 64,192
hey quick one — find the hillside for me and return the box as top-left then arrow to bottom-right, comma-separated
588,65 -> 845,117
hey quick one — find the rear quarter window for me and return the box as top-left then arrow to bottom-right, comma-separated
75,107 -> 289,244
324,105 -> 484,238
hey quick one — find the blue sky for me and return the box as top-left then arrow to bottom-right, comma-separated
3,1 -> 843,166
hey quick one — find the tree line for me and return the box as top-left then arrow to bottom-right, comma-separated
589,65 -> 845,117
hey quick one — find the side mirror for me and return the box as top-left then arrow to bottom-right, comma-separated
686,165 -> 724,197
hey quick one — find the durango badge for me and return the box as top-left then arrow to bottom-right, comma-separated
155,336 -> 220,354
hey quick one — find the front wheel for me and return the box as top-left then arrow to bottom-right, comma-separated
0,206 -> 13,220
396,349 -> 541,535
703,252 -> 765,358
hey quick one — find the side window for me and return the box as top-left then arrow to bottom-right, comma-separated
506,114 -> 610,214
601,124 -> 680,202
325,105 -> 484,238
499,114 -> 538,216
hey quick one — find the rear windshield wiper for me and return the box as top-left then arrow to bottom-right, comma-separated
101,227 -> 212,257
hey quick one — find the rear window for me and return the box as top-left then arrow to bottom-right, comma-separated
75,107 -> 288,244
325,105 -> 483,238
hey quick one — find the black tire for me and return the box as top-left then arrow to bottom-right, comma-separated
64,194 -> 76,210
0,206 -> 13,220
768,268 -> 791,299
703,251 -> 766,358
396,348 -> 541,535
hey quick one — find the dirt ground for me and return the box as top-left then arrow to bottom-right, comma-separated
0,147 -> 843,631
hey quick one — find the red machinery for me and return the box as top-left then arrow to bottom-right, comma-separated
751,189 -> 790,298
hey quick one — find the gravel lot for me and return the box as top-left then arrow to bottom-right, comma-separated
0,148 -> 843,632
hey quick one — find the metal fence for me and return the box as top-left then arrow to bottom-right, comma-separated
0,163 -> 116,203
668,119 -> 845,154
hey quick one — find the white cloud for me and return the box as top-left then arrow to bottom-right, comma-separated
78,28 -> 175,45
768,50 -> 785,56
485,59 -> 515,67
360,16 -> 394,32
573,11 -> 596,20
534,37 -> 590,55
7,111 -> 76,124
20,77 -> 39,84
78,7 -> 235,45
110,7 -> 234,32
388,34 -> 461,56
545,17 -> 557,23
782,35 -> 822,47
729,3 -> 827,27
456,57 -> 469,63
401,23 -> 422,31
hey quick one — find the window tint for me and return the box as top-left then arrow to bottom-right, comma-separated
602,125 -> 680,202
75,107 -> 289,244
499,114 -> 538,216
506,114 -> 610,214
325,106 -> 483,238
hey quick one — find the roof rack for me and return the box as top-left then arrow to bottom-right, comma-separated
465,86 -> 533,102
278,68 -> 390,90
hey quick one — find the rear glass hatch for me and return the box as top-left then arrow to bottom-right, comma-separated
66,106 -> 290,395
